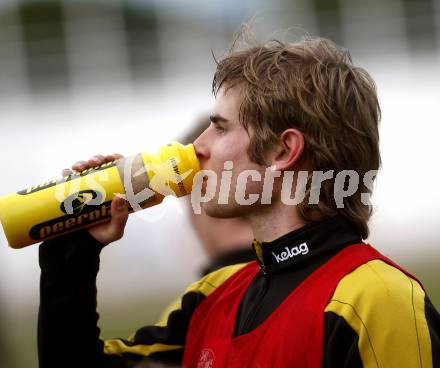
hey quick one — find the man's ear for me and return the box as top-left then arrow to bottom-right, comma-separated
271,129 -> 305,171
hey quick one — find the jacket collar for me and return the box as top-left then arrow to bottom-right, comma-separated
252,215 -> 362,274
201,248 -> 255,276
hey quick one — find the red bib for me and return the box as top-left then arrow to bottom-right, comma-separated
183,244 -> 419,368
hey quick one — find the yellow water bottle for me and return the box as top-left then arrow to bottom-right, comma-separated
0,142 -> 200,248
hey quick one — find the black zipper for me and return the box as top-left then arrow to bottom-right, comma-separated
238,272 -> 271,335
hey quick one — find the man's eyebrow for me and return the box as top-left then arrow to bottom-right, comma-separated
210,114 -> 229,124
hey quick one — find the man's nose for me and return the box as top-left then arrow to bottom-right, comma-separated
193,131 -> 210,161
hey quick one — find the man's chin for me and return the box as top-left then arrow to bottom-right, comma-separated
202,202 -> 246,219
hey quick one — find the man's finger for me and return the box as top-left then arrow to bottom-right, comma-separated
88,155 -> 106,166
72,160 -> 88,171
105,153 -> 124,161
61,168 -> 73,177
108,196 -> 129,240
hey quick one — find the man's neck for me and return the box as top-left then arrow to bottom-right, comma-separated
246,202 -> 306,243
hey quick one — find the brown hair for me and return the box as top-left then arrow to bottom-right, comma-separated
213,35 -> 380,239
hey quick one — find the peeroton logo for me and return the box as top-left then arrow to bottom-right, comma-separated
60,190 -> 103,215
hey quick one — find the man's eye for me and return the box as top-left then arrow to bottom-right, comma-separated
214,125 -> 225,133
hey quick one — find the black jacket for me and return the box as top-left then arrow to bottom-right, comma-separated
38,215 -> 440,367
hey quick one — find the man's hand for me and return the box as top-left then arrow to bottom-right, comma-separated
62,154 -> 129,245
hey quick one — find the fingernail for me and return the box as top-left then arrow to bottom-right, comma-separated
116,197 -> 126,209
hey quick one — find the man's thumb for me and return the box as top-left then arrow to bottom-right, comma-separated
109,195 -> 129,238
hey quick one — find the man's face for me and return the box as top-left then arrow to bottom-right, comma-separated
193,87 -> 268,218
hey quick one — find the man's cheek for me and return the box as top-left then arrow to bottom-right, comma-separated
234,170 -> 262,206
